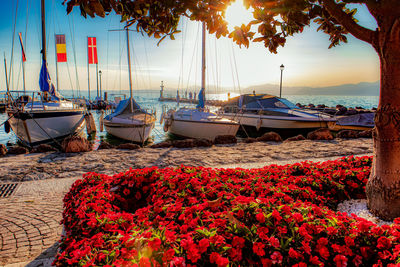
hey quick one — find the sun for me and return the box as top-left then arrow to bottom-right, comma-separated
225,0 -> 254,31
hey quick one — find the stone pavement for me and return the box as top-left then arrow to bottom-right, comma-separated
0,178 -> 78,267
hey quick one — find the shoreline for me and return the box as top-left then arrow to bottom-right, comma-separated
0,138 -> 373,182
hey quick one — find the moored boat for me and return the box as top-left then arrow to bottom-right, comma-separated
221,94 -> 336,138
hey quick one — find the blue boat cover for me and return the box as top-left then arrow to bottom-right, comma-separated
104,98 -> 142,120
39,59 -> 60,101
196,88 -> 205,109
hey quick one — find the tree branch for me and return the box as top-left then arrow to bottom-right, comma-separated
322,0 -> 376,44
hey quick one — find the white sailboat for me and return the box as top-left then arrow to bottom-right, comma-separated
6,0 -> 85,146
103,24 -> 155,143
163,22 -> 239,141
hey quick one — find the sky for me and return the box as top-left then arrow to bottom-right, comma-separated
0,0 -> 379,96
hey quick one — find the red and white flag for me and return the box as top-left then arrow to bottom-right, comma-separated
18,32 -> 26,62
87,37 -> 98,64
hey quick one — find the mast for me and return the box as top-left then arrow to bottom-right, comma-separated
41,0 -> 46,62
201,22 -> 206,103
126,22 -> 133,112
4,53 -> 9,93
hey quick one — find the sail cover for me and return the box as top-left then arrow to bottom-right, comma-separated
104,98 -> 142,120
39,59 -> 59,100
197,88 -> 205,109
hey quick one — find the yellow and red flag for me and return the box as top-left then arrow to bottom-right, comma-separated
88,37 -> 98,64
55,34 -> 67,62
18,32 -> 26,62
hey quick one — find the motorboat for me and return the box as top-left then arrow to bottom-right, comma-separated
162,22 -> 239,141
221,94 -> 336,138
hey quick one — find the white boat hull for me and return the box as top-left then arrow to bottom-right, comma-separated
223,113 -> 330,129
104,121 -> 154,143
8,110 -> 85,146
169,119 -> 239,141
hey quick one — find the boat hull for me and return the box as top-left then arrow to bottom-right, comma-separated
104,121 -> 154,143
223,113 -> 331,138
8,109 -> 86,146
168,119 -> 239,141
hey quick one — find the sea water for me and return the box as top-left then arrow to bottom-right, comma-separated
0,90 -> 378,146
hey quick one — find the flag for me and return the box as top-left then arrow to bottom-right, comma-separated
18,32 -> 26,62
55,34 -> 67,62
88,37 -> 98,64
196,88 -> 205,109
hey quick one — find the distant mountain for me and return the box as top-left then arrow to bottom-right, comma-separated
243,81 -> 380,96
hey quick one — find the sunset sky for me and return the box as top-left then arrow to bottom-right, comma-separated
0,0 -> 379,96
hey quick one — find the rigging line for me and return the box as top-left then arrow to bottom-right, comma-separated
177,17 -> 185,91
9,0 -> 20,91
142,37 -> 151,90
214,36 -> 219,94
69,15 -> 81,96
228,40 -> 237,92
185,22 -> 200,93
231,42 -> 241,94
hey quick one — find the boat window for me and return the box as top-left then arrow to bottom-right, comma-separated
279,99 -> 298,109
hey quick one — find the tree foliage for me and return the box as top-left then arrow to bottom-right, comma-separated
63,0 -> 398,53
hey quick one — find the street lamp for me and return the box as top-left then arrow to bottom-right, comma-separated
279,64 -> 285,98
99,70 -> 102,100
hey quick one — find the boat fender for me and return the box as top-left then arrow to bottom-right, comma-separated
160,112 -> 164,125
256,118 -> 262,131
99,111 -> 104,132
4,121 -> 10,134
163,123 -> 169,132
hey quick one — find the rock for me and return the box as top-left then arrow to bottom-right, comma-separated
31,144 -> 57,153
117,143 -> 141,150
98,141 -> 114,150
337,130 -> 359,139
0,144 -> 7,156
285,134 -> 306,142
172,139 -> 196,148
256,132 -> 283,142
194,138 -> 213,147
243,137 -> 257,143
150,141 -> 173,149
214,135 -> 237,145
317,104 -> 326,109
336,106 -> 348,115
61,136 -> 92,153
358,129 -> 373,138
308,104 -> 315,108
8,146 -> 29,155
307,128 -> 334,140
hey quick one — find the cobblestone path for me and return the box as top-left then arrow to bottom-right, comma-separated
0,178 -> 77,266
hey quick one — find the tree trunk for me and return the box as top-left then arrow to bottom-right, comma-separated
366,19 -> 400,220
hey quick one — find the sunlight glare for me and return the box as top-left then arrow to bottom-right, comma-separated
225,0 -> 254,31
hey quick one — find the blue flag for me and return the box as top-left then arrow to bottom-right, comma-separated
196,88 -> 205,109
39,59 -> 58,100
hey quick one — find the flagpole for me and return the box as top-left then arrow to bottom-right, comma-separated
96,63 -> 99,99
87,37 -> 90,100
54,34 -> 59,92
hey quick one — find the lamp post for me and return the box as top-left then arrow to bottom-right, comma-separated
99,70 -> 102,100
279,64 -> 285,98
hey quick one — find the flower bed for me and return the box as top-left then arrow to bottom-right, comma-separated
55,156 -> 400,266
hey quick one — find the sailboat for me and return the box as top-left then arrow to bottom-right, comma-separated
163,22 -> 239,141
103,24 -> 155,143
6,0 -> 86,146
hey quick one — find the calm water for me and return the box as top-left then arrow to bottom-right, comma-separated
0,91 -> 378,146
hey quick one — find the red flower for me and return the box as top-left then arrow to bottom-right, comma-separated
198,238 -> 210,253
334,254 -> 348,267
318,246 -> 330,260
232,236 -> 245,248
148,238 -> 161,251
377,236 -> 392,250
253,242 -> 266,257
123,188 -> 130,196
269,236 -> 280,248
256,212 -> 266,223
270,251 -> 283,264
